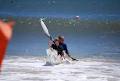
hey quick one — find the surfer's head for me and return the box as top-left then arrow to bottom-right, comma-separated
54,38 -> 59,46
58,35 -> 64,43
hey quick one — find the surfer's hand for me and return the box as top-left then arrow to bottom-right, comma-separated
48,40 -> 53,47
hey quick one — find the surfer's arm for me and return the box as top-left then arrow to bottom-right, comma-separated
48,40 -> 53,48
64,44 -> 69,55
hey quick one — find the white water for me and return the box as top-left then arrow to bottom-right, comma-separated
1,56 -> 120,81
46,48 -> 73,65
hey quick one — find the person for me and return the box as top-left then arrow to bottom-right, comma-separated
0,19 -> 15,70
58,36 -> 78,61
50,39 -> 64,58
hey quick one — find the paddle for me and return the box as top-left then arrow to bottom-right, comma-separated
40,19 -> 52,41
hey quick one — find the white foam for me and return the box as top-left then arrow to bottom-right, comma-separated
1,56 -> 120,81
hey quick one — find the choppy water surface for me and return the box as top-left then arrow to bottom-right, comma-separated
1,56 -> 120,81
2,17 -> 119,57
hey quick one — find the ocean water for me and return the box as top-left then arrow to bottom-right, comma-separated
2,17 -> 119,59
1,56 -> 120,81
0,17 -> 119,81
0,0 -> 120,81
0,0 -> 120,16
0,15 -> 120,81
0,0 -> 120,58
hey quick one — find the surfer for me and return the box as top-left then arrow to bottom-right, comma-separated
40,19 -> 77,61
58,36 -> 78,61
50,38 -> 64,58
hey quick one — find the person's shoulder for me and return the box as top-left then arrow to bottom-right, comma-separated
62,43 -> 67,46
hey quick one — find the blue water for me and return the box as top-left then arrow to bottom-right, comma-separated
2,17 -> 118,60
0,0 -> 120,59
0,0 -> 120,17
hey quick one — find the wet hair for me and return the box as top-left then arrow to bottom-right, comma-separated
58,35 -> 64,40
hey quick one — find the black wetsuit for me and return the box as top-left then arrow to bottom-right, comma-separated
51,44 -> 64,56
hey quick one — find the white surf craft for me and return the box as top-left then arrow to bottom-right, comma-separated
46,48 -> 73,65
